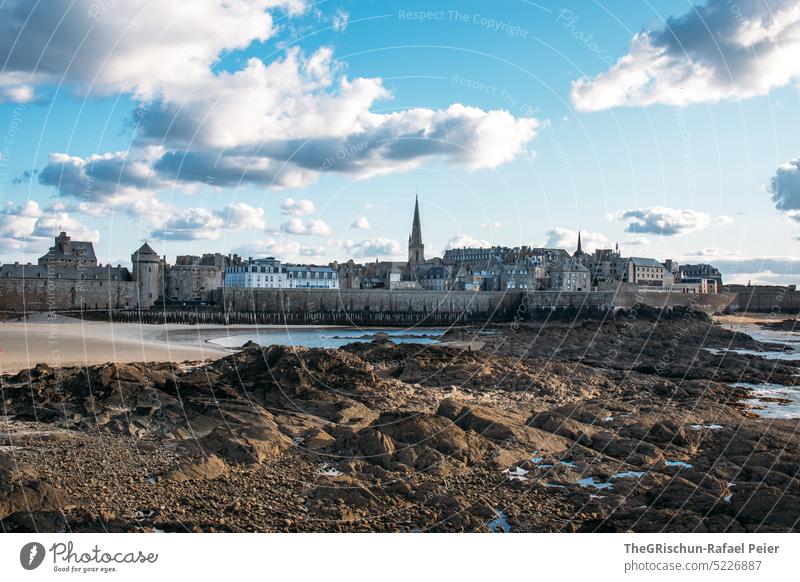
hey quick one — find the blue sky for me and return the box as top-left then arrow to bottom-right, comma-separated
1,0 -> 800,283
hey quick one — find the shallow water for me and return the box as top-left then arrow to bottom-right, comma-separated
612,471 -> 645,479
665,460 -> 693,468
710,324 -> 800,361
704,347 -> 800,361
731,382 -> 800,419
207,327 -> 446,349
487,510 -> 511,533
578,477 -> 614,490
709,325 -> 800,419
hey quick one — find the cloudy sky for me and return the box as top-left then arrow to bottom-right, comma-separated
1,0 -> 800,284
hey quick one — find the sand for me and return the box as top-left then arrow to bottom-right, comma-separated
0,314 -> 234,374
713,313 -> 795,326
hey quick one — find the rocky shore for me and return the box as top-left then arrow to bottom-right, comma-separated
2,307 -> 799,532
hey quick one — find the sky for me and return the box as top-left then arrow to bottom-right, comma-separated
1,0 -> 800,284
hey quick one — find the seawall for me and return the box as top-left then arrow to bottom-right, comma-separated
0,279 -> 737,324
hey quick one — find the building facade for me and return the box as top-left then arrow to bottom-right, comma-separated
625,257 -> 666,286
678,263 -> 723,293
286,264 -> 338,288
224,258 -> 287,289
224,258 -> 338,289
549,259 -> 590,292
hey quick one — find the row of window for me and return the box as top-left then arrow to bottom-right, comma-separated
226,266 -> 336,279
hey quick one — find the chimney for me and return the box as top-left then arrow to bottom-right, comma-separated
57,231 -> 71,253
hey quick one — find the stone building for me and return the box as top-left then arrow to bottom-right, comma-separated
38,231 -> 97,267
678,263 -> 723,292
165,253 -> 238,303
416,265 -> 450,291
499,258 -> 547,290
580,247 -> 627,285
0,232 -> 164,312
443,246 -> 505,265
625,257 -> 666,286
549,259 -> 590,292
332,259 -> 364,289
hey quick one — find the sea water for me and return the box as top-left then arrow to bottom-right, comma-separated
711,324 -> 800,419
207,327 -> 446,349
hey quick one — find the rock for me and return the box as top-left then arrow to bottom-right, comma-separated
436,399 -> 519,442
165,454 -> 229,482
0,454 -> 65,519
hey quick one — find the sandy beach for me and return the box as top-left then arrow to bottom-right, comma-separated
0,314 -> 235,374
712,313 -> 796,326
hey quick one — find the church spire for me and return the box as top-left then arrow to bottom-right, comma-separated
408,192 -> 425,266
574,230 -> 583,257
410,192 -> 422,245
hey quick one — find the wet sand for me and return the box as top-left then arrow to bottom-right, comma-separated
0,315 -> 232,374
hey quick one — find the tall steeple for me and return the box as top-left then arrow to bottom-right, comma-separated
408,192 -> 425,266
574,230 -> 583,257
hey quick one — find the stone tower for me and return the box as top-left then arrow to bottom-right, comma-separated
408,193 -> 425,266
131,242 -> 162,308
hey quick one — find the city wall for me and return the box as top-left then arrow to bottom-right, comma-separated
1,282 -> 737,324
0,277 -> 136,313
726,287 -> 800,314
216,288 -> 522,325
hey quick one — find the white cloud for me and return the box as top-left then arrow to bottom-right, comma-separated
0,200 -> 99,252
132,48 -> 540,180
443,234 -> 492,252
350,216 -> 370,229
0,0 -> 304,99
0,84 -> 35,103
235,237 -> 326,260
571,0 -> 800,111
18,2 -> 541,215
342,238 -> 404,259
38,150 -> 168,218
332,8 -> 349,32
545,227 -> 610,253
280,218 -> 332,236
153,150 -> 315,190
149,203 -> 265,240
17,0 -> 543,248
771,157 -> 800,212
35,50 -> 541,210
610,206 -> 711,236
281,197 -> 316,216
715,215 -> 734,225
682,248 -> 744,260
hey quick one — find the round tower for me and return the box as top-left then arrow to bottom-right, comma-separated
131,242 -> 162,308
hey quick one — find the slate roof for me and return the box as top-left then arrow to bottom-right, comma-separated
39,239 -> 97,263
628,257 -> 664,268
134,242 -> 159,256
